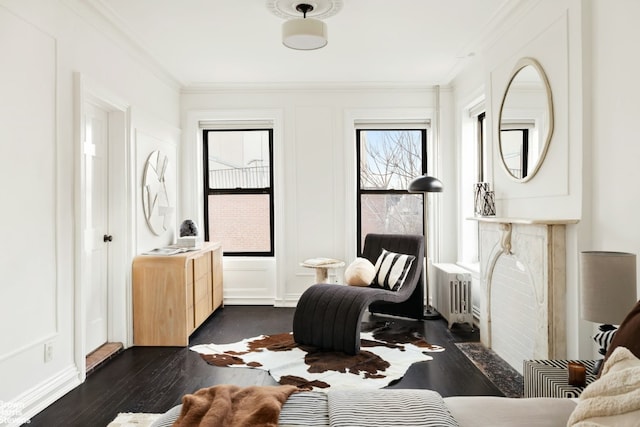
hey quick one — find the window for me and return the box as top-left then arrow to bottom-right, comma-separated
477,112 -> 486,182
500,128 -> 529,179
459,105 -> 486,265
203,129 -> 274,256
356,129 -> 427,254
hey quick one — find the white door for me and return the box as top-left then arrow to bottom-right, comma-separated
84,102 -> 110,354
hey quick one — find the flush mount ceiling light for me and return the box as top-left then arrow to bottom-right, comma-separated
267,0 -> 342,50
282,4 -> 327,50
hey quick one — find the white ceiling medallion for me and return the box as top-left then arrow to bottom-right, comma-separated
267,0 -> 342,50
266,0 -> 343,20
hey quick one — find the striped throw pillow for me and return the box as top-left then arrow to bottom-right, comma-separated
372,249 -> 415,291
593,327 -> 617,356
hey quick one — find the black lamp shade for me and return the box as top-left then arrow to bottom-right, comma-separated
408,175 -> 443,193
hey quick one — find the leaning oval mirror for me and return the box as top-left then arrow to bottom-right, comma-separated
498,57 -> 554,182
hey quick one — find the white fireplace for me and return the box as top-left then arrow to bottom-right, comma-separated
472,218 -> 577,374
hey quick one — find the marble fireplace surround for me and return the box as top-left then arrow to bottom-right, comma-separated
472,217 -> 578,373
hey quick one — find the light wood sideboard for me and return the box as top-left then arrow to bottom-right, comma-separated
132,241 -> 223,346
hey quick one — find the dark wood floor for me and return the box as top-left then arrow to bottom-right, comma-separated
27,306 -> 502,427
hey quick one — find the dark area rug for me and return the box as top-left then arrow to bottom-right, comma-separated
455,342 -> 523,398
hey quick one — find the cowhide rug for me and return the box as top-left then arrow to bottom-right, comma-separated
190,322 -> 444,391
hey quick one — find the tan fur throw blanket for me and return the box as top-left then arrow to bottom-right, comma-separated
568,346 -> 640,426
172,385 -> 298,427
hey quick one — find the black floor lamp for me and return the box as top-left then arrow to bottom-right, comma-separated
409,174 -> 443,319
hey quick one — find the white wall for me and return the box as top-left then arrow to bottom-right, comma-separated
180,86 -> 457,305
0,0 -> 180,423
453,0 -> 640,359
590,0 -> 640,293
584,0 -> 640,352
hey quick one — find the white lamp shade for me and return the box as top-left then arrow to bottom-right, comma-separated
580,251 -> 637,325
282,18 -> 327,50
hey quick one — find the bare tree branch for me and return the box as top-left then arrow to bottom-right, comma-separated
360,130 -> 424,235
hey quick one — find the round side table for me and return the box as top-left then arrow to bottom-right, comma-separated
300,258 -> 345,284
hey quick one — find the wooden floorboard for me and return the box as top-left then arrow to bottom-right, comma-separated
27,306 -> 502,427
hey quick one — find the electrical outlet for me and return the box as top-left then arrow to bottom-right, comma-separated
44,342 -> 54,363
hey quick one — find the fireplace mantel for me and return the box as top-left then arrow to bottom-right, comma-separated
468,217 -> 579,225
469,218 -> 578,255
472,218 -> 578,373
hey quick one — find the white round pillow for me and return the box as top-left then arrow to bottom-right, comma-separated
344,257 -> 376,287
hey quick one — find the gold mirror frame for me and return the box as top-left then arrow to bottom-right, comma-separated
498,57 -> 554,183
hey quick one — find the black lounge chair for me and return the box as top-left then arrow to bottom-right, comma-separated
292,233 -> 425,355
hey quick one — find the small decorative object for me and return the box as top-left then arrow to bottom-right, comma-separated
481,191 -> 496,216
142,150 -> 173,235
474,182 -> 496,216
567,361 -> 586,387
344,257 -> 376,287
179,219 -> 199,237
177,219 -> 202,249
474,182 -> 490,216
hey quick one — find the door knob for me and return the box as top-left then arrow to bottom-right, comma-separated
103,234 -> 113,242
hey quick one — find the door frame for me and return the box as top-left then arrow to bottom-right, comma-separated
74,73 -> 132,381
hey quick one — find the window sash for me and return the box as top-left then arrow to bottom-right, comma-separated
203,129 -> 274,256
205,129 -> 272,191
355,128 -> 427,254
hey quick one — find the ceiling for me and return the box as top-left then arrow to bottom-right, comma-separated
88,0 -> 521,88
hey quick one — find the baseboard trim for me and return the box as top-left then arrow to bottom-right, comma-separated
273,298 -> 298,308
223,297 -> 276,306
223,296 -> 301,307
9,365 -> 80,426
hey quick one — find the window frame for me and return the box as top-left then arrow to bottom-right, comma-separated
355,128 -> 428,256
474,112 -> 487,262
500,127 -> 530,179
458,103 -> 486,266
202,128 -> 275,256
477,112 -> 486,182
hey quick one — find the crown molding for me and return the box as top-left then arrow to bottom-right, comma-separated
182,81 -> 453,95
443,0 -> 542,84
62,0 -> 183,90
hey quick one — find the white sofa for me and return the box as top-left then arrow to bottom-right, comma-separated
151,390 -> 577,427
152,345 -> 639,426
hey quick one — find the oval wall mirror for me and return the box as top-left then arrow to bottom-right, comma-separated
498,57 -> 554,182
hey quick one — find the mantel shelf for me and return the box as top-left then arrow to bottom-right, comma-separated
467,217 -> 579,225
